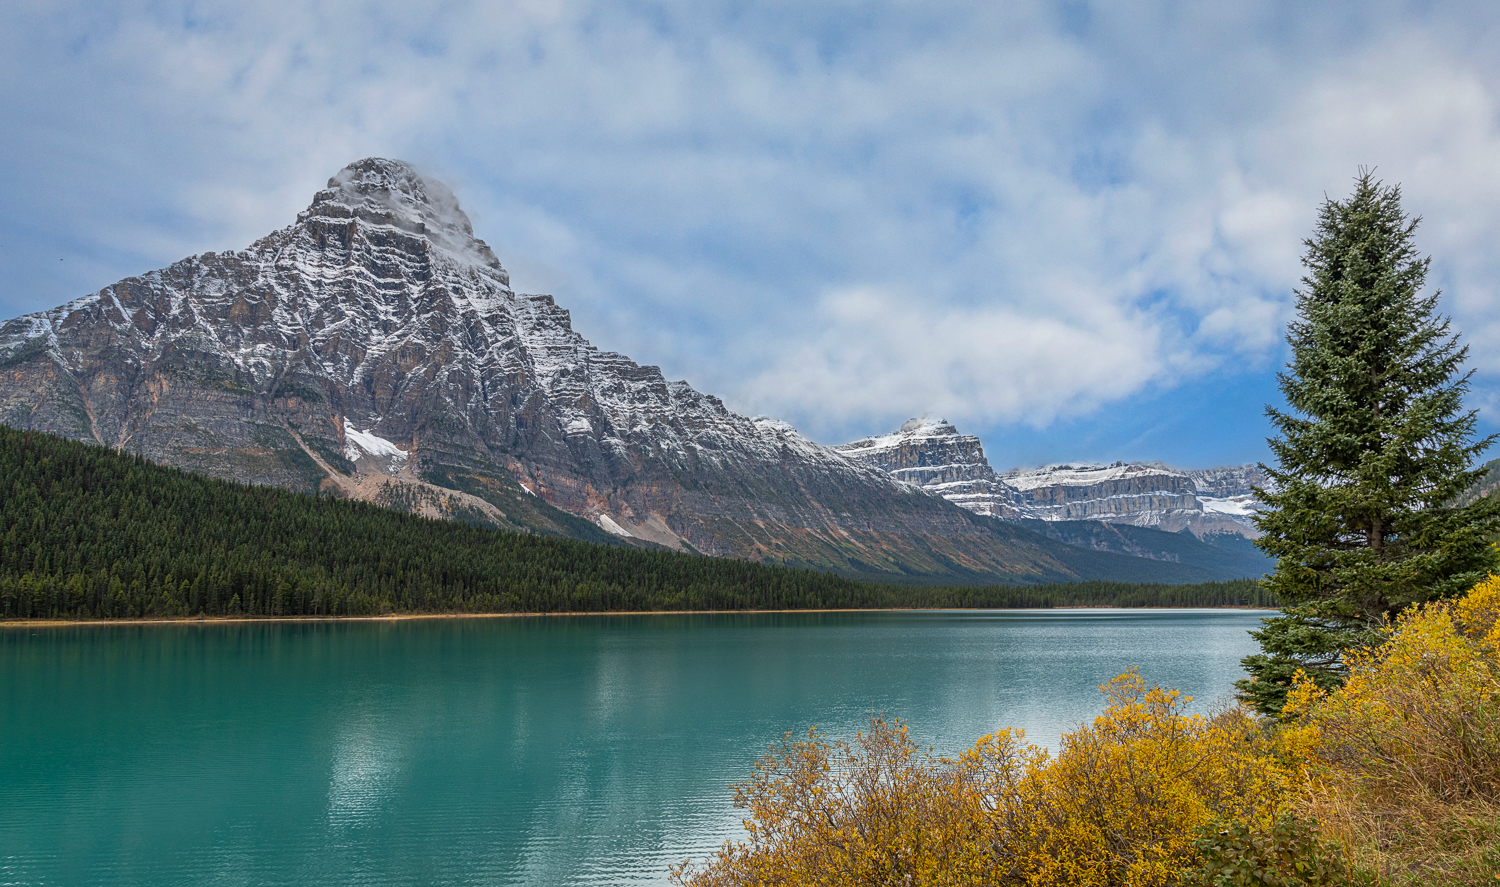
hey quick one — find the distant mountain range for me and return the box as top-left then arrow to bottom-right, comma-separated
835,417 -> 1265,537
835,418 -> 1271,579
0,159 -> 1267,585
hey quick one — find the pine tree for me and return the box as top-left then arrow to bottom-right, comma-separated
1237,171 -> 1500,716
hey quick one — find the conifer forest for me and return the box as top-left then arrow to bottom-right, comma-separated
0,426 -> 1271,620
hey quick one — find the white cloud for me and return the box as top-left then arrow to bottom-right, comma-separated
4,1 -> 1500,454
743,284 -> 1176,430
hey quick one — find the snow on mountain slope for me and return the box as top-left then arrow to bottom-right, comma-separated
0,158 -> 1119,583
1201,495 -> 1261,517
834,418 -> 1025,517
840,418 -> 1264,537
343,426 -> 410,474
998,461 -> 1201,525
1001,462 -> 1186,492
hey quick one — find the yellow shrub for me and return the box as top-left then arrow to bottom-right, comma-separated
1006,671 -> 1288,887
1290,579 -> 1500,806
1286,575 -> 1500,883
673,671 -> 1290,887
670,717 -> 1036,886
1454,574 -> 1500,652
675,580 -> 1500,886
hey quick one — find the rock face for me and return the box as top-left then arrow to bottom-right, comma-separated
1000,462 -> 1201,523
0,158 -> 1163,584
1183,465 -> 1269,532
840,418 -> 1264,537
1185,465 -> 1266,499
833,418 -> 1026,517
1457,458 -> 1500,507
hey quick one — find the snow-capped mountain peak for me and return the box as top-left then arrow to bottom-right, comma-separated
299,158 -> 503,272
6,159 -> 1066,579
839,418 -> 1266,536
834,417 -> 1022,517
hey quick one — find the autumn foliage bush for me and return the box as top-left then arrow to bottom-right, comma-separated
672,672 -> 1291,887
675,577 -> 1500,886
1283,575 -> 1500,885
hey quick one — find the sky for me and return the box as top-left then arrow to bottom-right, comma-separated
4,2 -> 1500,471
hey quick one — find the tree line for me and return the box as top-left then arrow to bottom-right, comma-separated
0,426 -> 1272,620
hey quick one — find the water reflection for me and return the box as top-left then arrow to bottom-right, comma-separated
0,609 -> 1267,886
327,720 -> 402,830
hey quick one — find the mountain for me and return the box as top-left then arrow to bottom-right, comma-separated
0,158 -> 1219,586
1001,462 -> 1265,536
1182,465 -> 1268,531
831,418 -> 1026,517
999,461 -> 1200,522
836,419 -> 1270,578
838,418 -> 1266,539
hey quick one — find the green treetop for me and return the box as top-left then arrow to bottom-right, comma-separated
1238,171 -> 1500,716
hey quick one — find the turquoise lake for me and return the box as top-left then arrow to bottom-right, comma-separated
0,609 -> 1267,885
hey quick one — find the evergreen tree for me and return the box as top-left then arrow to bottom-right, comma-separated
1238,171 -> 1500,716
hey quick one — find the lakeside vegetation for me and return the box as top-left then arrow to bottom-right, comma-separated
0,426 -> 1272,621
667,174 -> 1500,887
673,577 -> 1500,886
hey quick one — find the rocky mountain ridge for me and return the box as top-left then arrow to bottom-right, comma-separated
837,418 -> 1265,538
832,418 -> 1026,518
0,158 -> 1221,584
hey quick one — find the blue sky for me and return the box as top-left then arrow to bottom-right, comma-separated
4,2 -> 1500,470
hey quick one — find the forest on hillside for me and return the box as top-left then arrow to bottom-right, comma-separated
0,427 -> 1275,620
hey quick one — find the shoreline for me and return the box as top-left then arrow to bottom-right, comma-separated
1,605 -> 1277,628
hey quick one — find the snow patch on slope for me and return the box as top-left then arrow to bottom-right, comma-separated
343,425 -> 409,473
842,417 -> 959,454
1200,495 -> 1260,517
1000,462 -> 1186,492
597,514 -> 634,537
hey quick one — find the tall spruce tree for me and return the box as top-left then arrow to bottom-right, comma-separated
1237,171 -> 1500,717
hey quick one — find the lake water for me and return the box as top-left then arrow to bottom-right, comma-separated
0,609 -> 1266,886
